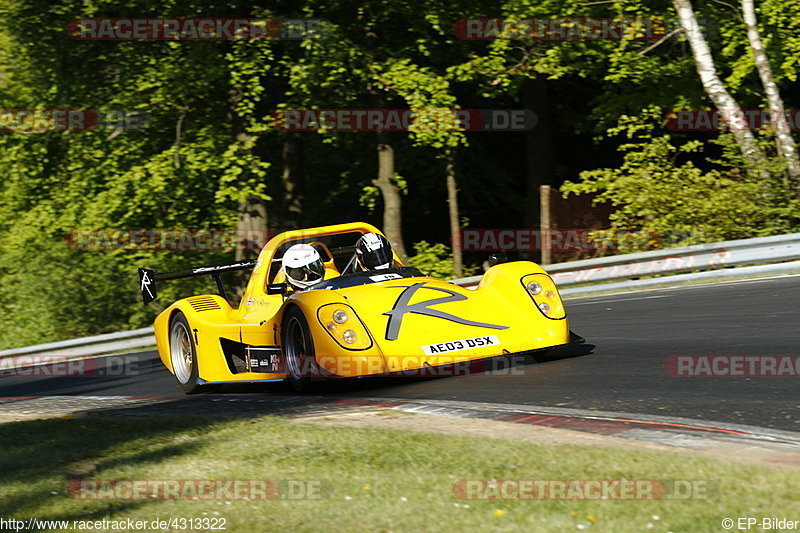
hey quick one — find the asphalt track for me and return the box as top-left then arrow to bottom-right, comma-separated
1,276 -> 798,431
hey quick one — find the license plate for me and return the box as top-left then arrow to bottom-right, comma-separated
421,335 -> 500,355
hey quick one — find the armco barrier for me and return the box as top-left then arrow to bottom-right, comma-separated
452,232 -> 800,289
0,327 -> 155,359
1,233 -> 798,359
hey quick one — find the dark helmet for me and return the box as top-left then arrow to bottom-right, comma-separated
355,233 -> 393,270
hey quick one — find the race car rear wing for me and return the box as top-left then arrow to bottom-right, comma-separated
138,260 -> 257,304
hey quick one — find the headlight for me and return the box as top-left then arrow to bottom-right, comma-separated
521,274 -> 566,320
317,304 -> 373,350
332,309 -> 348,324
526,281 -> 542,295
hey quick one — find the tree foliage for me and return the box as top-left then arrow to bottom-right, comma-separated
562,107 -> 799,250
0,0 -> 797,348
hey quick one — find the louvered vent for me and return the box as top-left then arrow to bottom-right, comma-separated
188,296 -> 221,312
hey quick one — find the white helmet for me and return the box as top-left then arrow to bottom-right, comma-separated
282,244 -> 325,289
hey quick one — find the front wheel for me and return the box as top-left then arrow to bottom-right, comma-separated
281,306 -> 320,392
169,311 -> 205,394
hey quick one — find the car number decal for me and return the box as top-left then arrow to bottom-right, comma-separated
370,273 -> 402,282
422,335 -> 500,355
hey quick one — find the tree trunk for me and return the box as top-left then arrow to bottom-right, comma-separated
228,88 -> 268,301
539,185 -> 552,265
523,78 -> 554,262
445,150 -> 463,278
673,0 -> 765,167
281,132 -> 304,229
231,195 -> 268,305
235,196 -> 269,262
375,131 -> 408,261
741,0 -> 800,187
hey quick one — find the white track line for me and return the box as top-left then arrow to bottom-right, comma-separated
567,294 -> 673,306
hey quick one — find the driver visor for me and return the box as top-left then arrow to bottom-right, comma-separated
286,261 -> 325,282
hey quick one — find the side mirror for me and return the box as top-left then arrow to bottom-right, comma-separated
267,283 -> 288,296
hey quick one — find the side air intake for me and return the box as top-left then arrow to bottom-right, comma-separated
188,296 -> 222,312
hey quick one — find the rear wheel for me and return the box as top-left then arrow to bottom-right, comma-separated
282,306 -> 319,392
169,311 -> 205,394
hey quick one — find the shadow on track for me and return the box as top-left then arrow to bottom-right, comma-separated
0,341 -> 594,400
216,341 -> 596,396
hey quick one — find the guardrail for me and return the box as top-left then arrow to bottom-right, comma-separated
0,327 -> 156,359
452,232 -> 800,289
2,232 -> 799,360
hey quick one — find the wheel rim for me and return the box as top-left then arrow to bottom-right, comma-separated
284,317 -> 308,380
170,321 -> 193,384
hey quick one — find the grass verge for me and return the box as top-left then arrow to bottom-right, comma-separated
0,414 -> 797,532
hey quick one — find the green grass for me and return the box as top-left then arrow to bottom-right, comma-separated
0,414 -> 797,532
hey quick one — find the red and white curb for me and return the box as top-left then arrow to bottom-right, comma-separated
2,395 -> 797,461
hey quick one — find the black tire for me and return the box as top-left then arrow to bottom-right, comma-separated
168,311 -> 205,394
281,306 -> 320,392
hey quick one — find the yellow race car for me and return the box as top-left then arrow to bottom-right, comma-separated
139,222 -> 579,393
